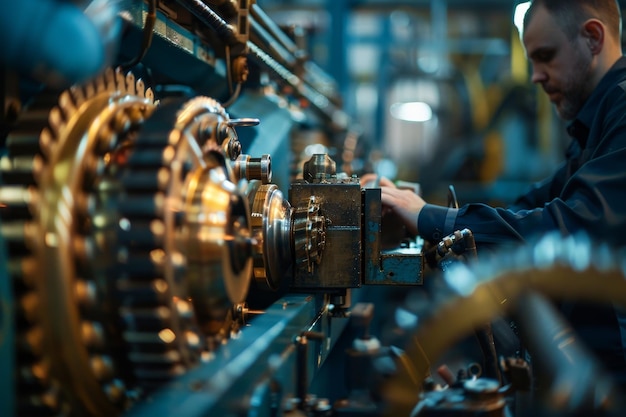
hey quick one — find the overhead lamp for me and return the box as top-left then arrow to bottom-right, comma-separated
390,101 -> 433,123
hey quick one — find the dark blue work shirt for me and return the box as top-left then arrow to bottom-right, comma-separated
419,56 -> 626,247
417,56 -> 626,381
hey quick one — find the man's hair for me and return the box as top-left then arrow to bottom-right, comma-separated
524,0 -> 622,41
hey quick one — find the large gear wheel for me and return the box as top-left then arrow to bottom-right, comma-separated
0,67 -> 157,416
2,73 -> 258,416
109,95 -> 254,370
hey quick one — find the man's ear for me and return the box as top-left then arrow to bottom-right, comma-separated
582,19 -> 605,54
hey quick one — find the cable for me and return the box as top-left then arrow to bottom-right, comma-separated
174,0 -> 238,45
121,0 -> 156,69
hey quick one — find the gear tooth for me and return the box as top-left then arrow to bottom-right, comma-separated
104,67 -> 116,92
185,97 -> 219,116
20,359 -> 51,386
136,78 -> 146,97
18,291 -> 39,325
84,82 -> 96,101
126,72 -> 137,95
95,74 -> 107,94
47,107 -> 63,137
115,67 -> 126,91
19,254 -> 38,281
57,91 -> 76,119
20,326 -> 45,358
75,279 -> 98,308
90,354 -> 116,381
32,154 -> 46,186
146,88 -> 155,103
39,128 -> 54,160
81,321 -> 106,349
70,85 -> 86,107
37,386 -> 63,413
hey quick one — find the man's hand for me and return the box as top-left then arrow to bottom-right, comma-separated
360,174 -> 426,236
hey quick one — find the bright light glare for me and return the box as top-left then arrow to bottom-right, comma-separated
390,101 -> 433,122
514,1 -> 531,35
444,263 -> 477,297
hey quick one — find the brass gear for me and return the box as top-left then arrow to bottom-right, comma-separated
2,73 -> 256,416
0,67 -> 157,416
185,96 -> 242,160
110,95 -> 253,359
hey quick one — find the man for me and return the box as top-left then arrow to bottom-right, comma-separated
367,0 -> 626,395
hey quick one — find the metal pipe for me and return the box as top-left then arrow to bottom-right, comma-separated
249,17 -> 296,68
250,4 -> 301,58
173,0 -> 239,45
249,5 -> 341,103
246,42 -> 335,117
175,0 -> 342,124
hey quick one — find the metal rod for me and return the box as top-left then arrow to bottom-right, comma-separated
174,0 -> 238,45
250,4 -> 301,58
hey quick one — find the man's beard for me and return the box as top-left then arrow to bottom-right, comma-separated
556,50 -> 593,121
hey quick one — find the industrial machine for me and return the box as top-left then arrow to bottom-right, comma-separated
2,2 -> 626,417
0,1 -> 423,416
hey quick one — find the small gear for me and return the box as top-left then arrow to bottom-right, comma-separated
292,195 -> 326,274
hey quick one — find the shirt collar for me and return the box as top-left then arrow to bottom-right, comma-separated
567,56 -> 626,146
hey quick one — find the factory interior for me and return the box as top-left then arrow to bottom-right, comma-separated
2,0 -> 626,416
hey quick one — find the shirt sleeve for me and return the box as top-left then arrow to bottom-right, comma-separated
508,162 -> 567,211
418,83 -> 626,248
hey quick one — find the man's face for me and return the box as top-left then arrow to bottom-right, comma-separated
523,5 -> 594,120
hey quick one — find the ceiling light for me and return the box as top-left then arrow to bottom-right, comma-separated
390,101 -> 433,122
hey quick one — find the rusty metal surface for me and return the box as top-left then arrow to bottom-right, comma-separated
290,178 -> 363,289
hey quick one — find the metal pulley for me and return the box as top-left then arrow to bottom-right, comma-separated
246,180 -> 293,291
234,153 -> 272,184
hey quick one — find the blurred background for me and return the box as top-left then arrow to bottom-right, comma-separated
257,0 -> 585,205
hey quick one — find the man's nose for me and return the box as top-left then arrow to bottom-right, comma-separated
531,67 -> 548,84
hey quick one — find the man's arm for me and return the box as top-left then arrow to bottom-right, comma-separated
419,86 -> 626,247
508,163 -> 567,211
